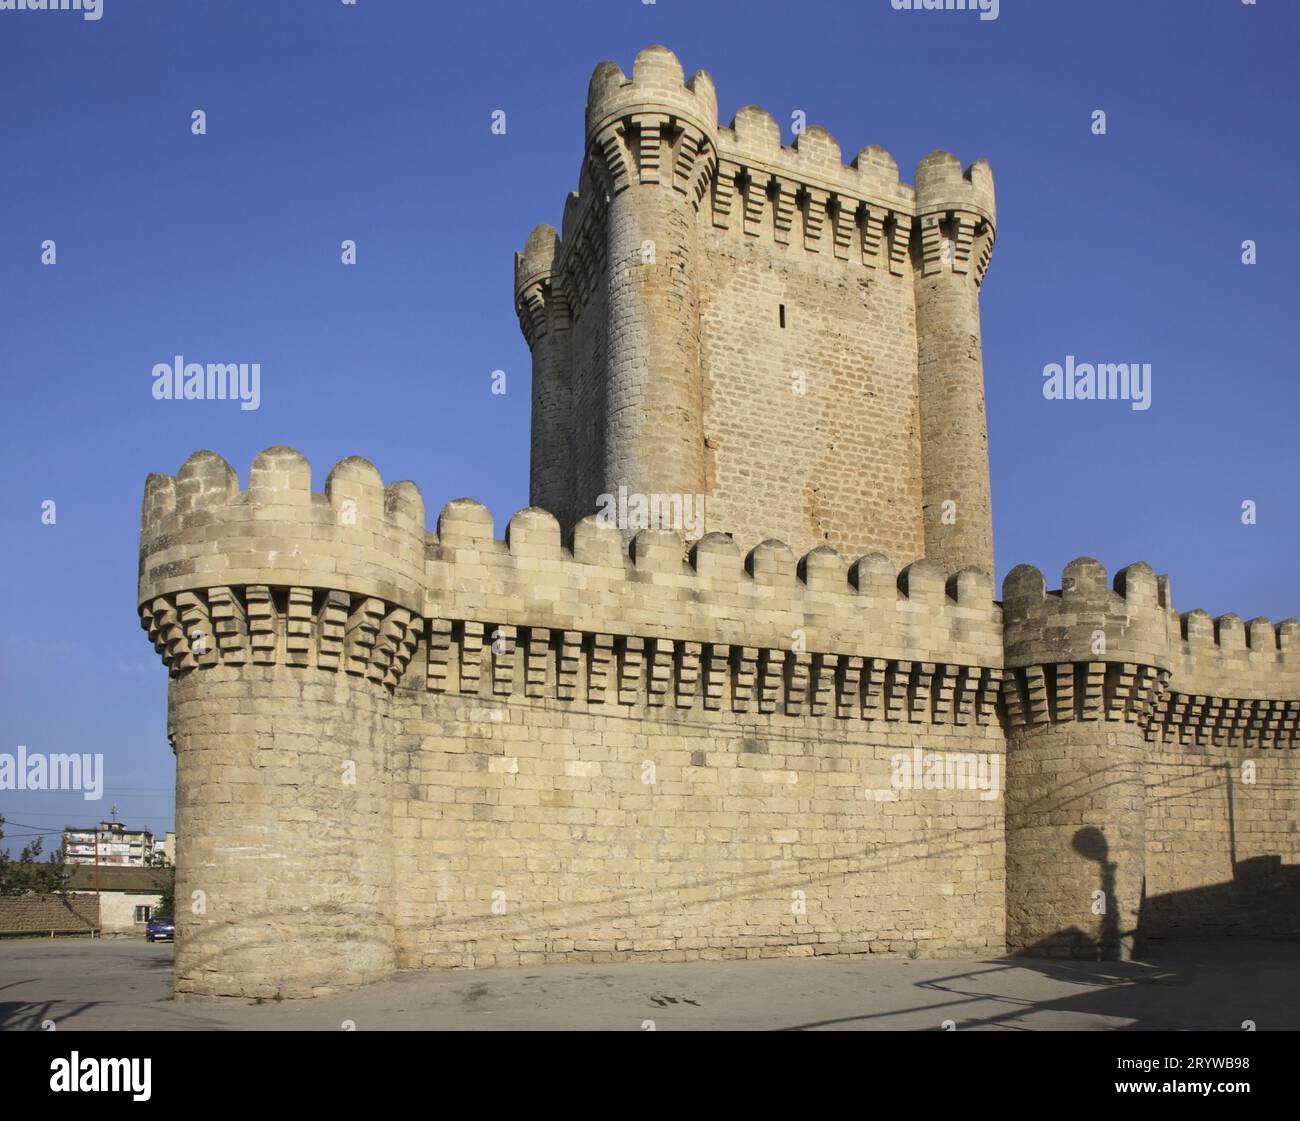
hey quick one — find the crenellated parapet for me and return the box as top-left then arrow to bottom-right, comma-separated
996,556 -> 1299,749
137,454 -> 1299,753
139,450 -> 1003,725
517,46 -> 721,331
584,44 -> 719,206
138,447 -> 426,687
913,150 -> 996,285
1166,611 -> 1300,700
1152,608 -> 1300,750
711,109 -> 919,271
423,503 -> 1003,723
515,44 -> 998,330
513,224 -> 565,345
147,452 -> 1300,748
1000,557 -> 1173,732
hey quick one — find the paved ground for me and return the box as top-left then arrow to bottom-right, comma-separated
0,937 -> 1295,1030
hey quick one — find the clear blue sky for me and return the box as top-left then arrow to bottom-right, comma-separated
1,0 -> 1296,850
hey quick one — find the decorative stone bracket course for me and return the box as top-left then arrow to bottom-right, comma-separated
139,454 -> 1298,750
1001,557 -> 1299,749
1146,691 -> 1299,749
421,619 -> 1003,724
141,585 -> 422,688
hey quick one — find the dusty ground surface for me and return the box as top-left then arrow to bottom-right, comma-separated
0,936 -> 1294,1031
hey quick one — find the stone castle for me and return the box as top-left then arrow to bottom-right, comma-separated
138,47 -> 1298,999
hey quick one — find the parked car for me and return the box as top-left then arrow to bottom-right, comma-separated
145,916 -> 175,942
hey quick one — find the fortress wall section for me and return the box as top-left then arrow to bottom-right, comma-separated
391,676 -> 1006,969
1000,558 -> 1170,959
392,502 -> 1007,968
1141,611 -> 1300,938
137,449 -> 1300,995
139,449 -> 1007,994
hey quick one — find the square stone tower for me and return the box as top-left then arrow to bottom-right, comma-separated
516,45 -> 997,576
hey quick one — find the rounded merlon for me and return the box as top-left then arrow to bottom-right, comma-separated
436,498 -> 494,546
137,448 -> 426,613
914,150 -> 996,225
515,223 -> 561,296
506,507 -> 562,557
585,45 -> 718,143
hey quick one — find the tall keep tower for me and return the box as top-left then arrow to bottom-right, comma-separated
516,45 -> 997,574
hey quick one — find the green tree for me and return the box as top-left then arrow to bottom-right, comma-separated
0,824 -> 70,896
155,879 -> 176,920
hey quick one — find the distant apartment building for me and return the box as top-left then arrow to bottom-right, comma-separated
62,821 -> 155,866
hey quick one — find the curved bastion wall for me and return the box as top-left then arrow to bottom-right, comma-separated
139,447 -> 425,997
1000,558 -> 1299,957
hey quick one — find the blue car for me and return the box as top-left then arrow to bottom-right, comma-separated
145,916 -> 175,943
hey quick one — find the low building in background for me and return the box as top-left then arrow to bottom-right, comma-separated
66,866 -> 173,933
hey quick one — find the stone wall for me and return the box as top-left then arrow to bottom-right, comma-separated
698,216 -> 925,562
1143,743 -> 1300,939
390,681 -> 1006,969
1001,557 -> 1299,958
392,497 -> 1005,967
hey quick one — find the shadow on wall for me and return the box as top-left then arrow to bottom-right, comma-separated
1019,825 -> 1300,962
1139,855 -> 1300,942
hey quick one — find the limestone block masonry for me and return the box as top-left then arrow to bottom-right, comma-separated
140,47 -> 1299,999
516,44 -> 994,571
